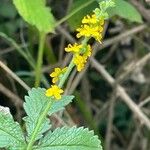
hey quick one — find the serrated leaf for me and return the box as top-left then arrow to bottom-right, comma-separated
0,109 -> 26,149
35,126 -> 102,150
13,0 -> 56,33
107,0 -> 142,23
24,88 -> 74,142
68,0 -> 98,30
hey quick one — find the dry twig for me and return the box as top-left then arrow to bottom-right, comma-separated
0,60 -> 30,91
90,58 -> 150,129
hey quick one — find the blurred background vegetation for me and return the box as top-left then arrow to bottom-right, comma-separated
0,0 -> 150,150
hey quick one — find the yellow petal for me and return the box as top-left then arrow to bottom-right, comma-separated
45,88 -> 53,97
55,68 -> 61,73
55,93 -> 61,100
52,77 -> 58,84
50,72 -> 57,77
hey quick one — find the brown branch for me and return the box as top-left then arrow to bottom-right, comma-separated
117,53 -> 150,82
105,90 -> 117,150
131,0 -> 150,23
0,83 -> 23,107
0,60 -> 30,91
93,24 -> 147,54
90,58 -> 150,129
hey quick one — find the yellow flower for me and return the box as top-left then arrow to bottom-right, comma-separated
82,14 -> 104,26
82,14 -> 98,24
65,43 -> 82,53
73,54 -> 87,72
50,67 -> 67,84
76,13 -> 104,42
76,25 -> 103,42
45,85 -> 63,100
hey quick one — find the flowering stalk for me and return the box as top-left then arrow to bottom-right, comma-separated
58,60 -> 75,88
26,1 -> 115,149
46,13 -> 105,99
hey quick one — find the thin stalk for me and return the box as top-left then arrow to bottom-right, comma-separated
82,37 -> 89,45
26,58 -> 74,150
26,60 -> 74,149
26,100 -> 53,150
35,33 -> 46,87
58,37 -> 89,88
58,59 -> 75,88
0,32 -> 35,68
0,32 -> 50,88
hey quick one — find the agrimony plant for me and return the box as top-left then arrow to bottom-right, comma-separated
0,0 -> 115,149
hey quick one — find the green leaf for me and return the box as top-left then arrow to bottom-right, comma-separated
0,106 -> 26,149
108,0 -> 142,23
0,2 -> 17,18
68,0 -> 98,30
24,88 -> 74,142
13,0 -> 56,33
35,126 -> 102,150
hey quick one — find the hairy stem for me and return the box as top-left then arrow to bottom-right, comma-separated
35,33 -> 46,87
58,60 -> 75,88
26,100 -> 52,150
58,37 -> 89,88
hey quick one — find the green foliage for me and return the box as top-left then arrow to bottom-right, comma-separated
13,0 -> 56,33
36,127 -> 102,150
107,0 -> 142,23
0,108 -> 26,149
94,0 -> 115,19
24,88 -> 74,142
0,87 -> 102,149
0,0 -> 20,36
23,88 -> 102,149
0,0 -> 109,149
0,2 -> 17,19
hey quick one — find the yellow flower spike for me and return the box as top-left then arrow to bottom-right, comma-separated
73,54 -> 87,72
65,43 -> 82,53
82,14 -> 97,24
45,85 -> 64,100
50,67 -> 67,84
76,25 -> 103,42
77,12 -> 104,42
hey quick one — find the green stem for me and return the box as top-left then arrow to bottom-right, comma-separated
26,59 -> 74,150
26,61 -> 74,149
26,100 -> 52,150
0,32 -> 50,88
82,37 -> 89,46
58,37 -> 89,88
58,60 -> 75,88
35,33 -> 46,87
